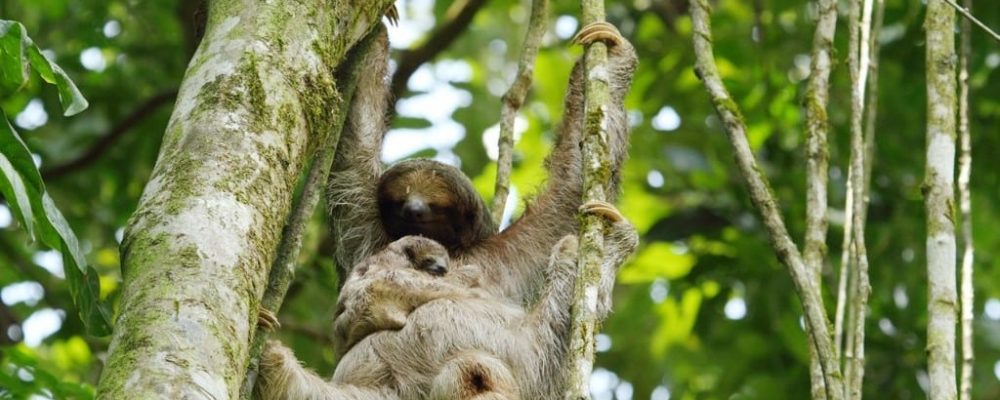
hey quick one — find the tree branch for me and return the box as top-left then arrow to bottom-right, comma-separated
940,0 -> 1000,44
239,29 -> 378,399
563,1 -> 614,398
843,1 -> 876,398
389,0 -> 489,99
802,0 -> 838,396
689,1 -> 843,398
41,90 -> 178,179
924,0 -> 959,398
490,0 -> 548,226
95,0 -> 395,396
958,1 -> 975,399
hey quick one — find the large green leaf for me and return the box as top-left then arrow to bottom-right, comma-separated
0,113 -> 37,239
0,20 -> 30,96
0,19 -> 88,115
0,102 -> 108,335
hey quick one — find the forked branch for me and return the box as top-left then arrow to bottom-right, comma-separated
690,1 -> 843,398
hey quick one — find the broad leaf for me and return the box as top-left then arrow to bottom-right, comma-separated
0,20 -> 30,96
0,51 -> 108,333
0,19 -> 89,115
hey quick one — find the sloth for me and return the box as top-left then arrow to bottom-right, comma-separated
257,203 -> 638,399
253,15 -> 639,400
326,21 -> 637,306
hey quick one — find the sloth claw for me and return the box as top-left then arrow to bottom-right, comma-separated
258,308 -> 281,330
385,4 -> 400,26
572,21 -> 624,47
579,200 -> 625,223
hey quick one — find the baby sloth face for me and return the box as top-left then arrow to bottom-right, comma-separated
352,236 -> 451,278
401,236 -> 449,276
361,235 -> 450,278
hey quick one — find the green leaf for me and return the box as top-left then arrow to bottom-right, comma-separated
0,21 -> 107,335
27,45 -> 89,116
33,193 -> 113,336
0,19 -> 89,115
0,111 -> 37,238
0,113 -> 110,335
0,20 -> 30,97
0,110 -> 44,192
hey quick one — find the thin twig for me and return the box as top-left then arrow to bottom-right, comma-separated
838,0 -> 863,372
41,90 -> 178,179
802,0 -> 838,396
802,0 -> 837,400
844,1 -> 875,398
390,0 -> 489,99
958,1 -> 975,399
238,30 -> 378,399
689,1 -> 843,398
862,0 -> 885,213
490,0 -> 549,226
940,0 -> 1000,44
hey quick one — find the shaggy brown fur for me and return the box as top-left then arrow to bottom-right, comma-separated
327,22 -> 636,303
258,205 -> 638,399
256,20 -> 638,399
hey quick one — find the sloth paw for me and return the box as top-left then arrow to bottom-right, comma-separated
580,200 -> 625,223
385,4 -> 400,26
257,308 -> 281,330
572,22 -> 624,47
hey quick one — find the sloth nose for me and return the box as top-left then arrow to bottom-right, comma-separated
402,197 -> 431,221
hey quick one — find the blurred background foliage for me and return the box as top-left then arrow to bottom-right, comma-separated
1,0 -> 999,398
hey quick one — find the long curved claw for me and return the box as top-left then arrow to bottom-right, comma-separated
258,308 -> 281,330
579,200 -> 625,223
385,4 -> 400,27
572,21 -> 624,47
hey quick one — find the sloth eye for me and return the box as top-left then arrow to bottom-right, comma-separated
418,258 -> 448,276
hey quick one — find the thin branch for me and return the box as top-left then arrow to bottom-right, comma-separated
958,1 -> 975,399
563,0 -> 613,398
238,30 -> 377,400
940,0 -> 1000,44
843,0 -> 875,398
41,90 -> 178,179
802,0 -> 838,396
389,0 -> 489,99
862,0 -> 885,213
490,0 -> 549,226
924,0 -> 959,398
689,1 -> 843,398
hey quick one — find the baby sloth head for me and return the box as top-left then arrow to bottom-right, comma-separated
355,235 -> 450,278
399,236 -> 449,277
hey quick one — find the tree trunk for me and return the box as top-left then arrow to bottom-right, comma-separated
924,1 -> 958,399
96,1 -> 392,398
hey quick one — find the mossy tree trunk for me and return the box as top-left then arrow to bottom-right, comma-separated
924,1 -> 958,399
96,0 -> 392,398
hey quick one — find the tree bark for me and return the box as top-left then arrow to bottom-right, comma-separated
96,1 -> 392,398
802,0 -> 837,397
924,1 -> 958,399
957,2 -> 975,400
564,1 -> 613,398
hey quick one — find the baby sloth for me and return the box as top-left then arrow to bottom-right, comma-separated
257,202 -> 638,399
331,235 -> 487,353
